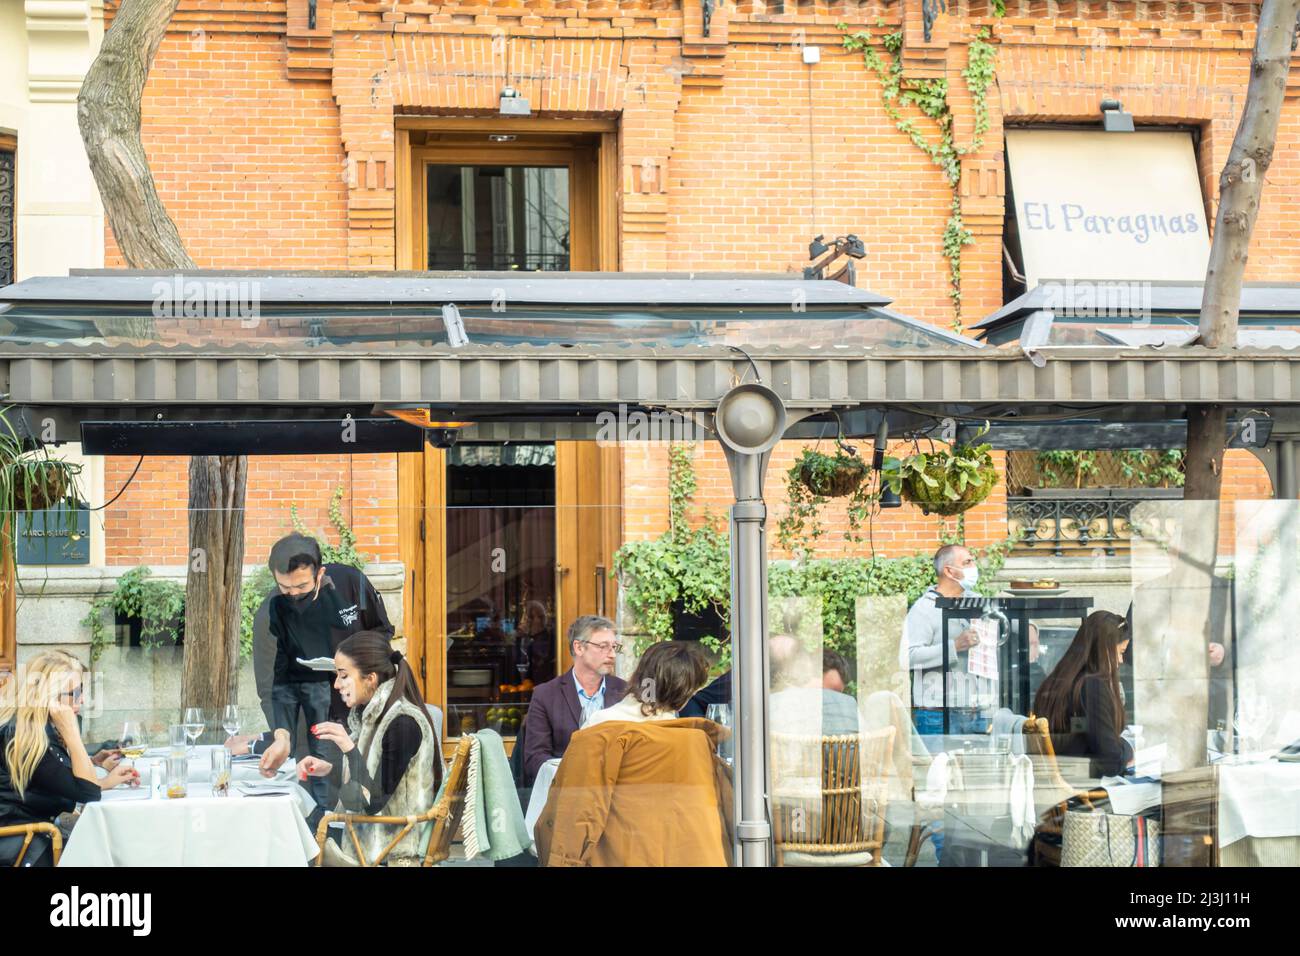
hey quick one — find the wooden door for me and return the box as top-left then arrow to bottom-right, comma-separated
554,441 -> 623,673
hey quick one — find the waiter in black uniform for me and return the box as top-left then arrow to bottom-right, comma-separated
228,533 -> 392,808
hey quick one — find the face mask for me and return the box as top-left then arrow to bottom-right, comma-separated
956,565 -> 979,591
287,579 -> 321,613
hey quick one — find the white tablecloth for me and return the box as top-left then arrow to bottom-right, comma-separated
61,746 -> 320,867
1218,760 -> 1300,847
524,758 -> 562,856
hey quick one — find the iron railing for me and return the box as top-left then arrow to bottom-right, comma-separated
1007,488 -> 1183,556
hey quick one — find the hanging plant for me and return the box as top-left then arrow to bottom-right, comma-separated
0,408 -> 84,571
796,440 -> 869,498
778,439 -> 877,551
883,424 -> 997,516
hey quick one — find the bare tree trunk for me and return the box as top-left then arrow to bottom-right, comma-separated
1164,1 -> 1300,770
1197,0 -> 1300,347
77,0 -> 192,271
182,457 -> 248,709
77,1 -> 248,713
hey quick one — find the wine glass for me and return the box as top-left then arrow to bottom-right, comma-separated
183,707 -> 204,754
706,704 -> 734,764
222,705 -> 241,740
119,720 -> 145,760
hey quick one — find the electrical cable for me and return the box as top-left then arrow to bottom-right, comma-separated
84,455 -> 145,512
728,345 -> 762,385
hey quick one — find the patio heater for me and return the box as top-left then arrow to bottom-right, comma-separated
714,382 -> 788,867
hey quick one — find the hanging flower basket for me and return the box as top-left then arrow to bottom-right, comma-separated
901,460 -> 997,515
794,446 -> 869,499
884,425 -> 998,517
12,461 -> 71,512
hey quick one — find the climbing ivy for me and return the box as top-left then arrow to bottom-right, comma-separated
840,17 -> 1002,330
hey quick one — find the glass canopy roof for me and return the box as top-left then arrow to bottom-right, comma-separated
973,280 -> 1300,348
0,272 -> 982,352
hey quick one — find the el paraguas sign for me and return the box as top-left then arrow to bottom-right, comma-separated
1006,129 -> 1211,287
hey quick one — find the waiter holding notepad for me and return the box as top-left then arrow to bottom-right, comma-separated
229,533 -> 393,809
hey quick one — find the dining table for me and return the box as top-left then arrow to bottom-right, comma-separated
59,745 -> 321,867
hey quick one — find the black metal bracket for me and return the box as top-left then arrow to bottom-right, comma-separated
702,0 -> 715,37
803,234 -> 866,285
921,0 -> 949,43
308,0 -> 317,30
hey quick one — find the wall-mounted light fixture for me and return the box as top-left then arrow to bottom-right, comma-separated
1100,98 -> 1134,133
499,86 -> 531,117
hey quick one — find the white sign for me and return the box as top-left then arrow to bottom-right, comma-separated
1006,129 -> 1210,287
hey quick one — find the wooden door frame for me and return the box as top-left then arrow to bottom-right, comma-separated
395,119 -> 618,272
394,119 -> 621,752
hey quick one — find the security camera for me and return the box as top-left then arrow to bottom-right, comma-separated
428,428 -> 461,450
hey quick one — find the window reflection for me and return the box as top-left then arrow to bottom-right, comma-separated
444,443 -> 556,738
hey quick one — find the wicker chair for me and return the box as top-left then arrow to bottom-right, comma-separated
1022,715 -> 1107,867
313,735 -> 473,867
771,728 -> 896,867
0,822 -> 63,866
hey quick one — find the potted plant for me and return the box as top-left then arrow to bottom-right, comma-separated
778,441 -> 875,550
883,424 -> 998,516
793,441 -> 869,498
0,408 -> 84,568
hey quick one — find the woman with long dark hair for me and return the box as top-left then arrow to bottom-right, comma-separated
1032,610 -> 1133,779
300,632 -> 444,866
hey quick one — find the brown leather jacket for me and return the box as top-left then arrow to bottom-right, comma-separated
534,718 -> 734,867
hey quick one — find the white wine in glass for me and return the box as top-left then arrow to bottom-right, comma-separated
119,720 -> 145,760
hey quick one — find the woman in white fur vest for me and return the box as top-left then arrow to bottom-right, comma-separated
300,631 -> 443,866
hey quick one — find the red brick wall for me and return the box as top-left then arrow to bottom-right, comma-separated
96,0 -> 1296,563
102,454 -> 399,567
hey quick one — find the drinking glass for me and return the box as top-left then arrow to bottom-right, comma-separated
183,707 -> 204,752
164,756 -> 188,799
168,723 -> 188,756
119,720 -> 145,760
222,705 -> 241,739
706,704 -> 734,763
210,748 -> 231,796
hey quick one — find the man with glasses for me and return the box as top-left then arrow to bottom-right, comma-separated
227,533 -> 392,807
520,615 -> 627,784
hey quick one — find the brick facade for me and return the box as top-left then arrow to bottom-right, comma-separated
99,0 -> 1295,563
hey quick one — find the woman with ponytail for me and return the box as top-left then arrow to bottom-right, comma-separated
299,631 -> 443,866
1,651 -> 137,866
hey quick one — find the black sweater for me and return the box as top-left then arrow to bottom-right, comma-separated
0,720 -> 101,829
269,564 -> 393,686
1052,675 -> 1134,779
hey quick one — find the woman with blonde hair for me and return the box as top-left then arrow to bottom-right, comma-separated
0,651 -> 136,866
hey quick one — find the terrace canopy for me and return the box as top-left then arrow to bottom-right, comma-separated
4,269 -> 1300,864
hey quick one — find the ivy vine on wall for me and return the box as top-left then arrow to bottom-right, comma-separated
840,13 -> 1002,331
615,443 -> 1022,670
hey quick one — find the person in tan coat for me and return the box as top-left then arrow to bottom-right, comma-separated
534,717 -> 733,867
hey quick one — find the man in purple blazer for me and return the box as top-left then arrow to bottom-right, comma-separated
521,614 -> 628,784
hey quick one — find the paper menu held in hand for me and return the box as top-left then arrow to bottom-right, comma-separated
966,619 -> 1000,680
296,656 -> 338,673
